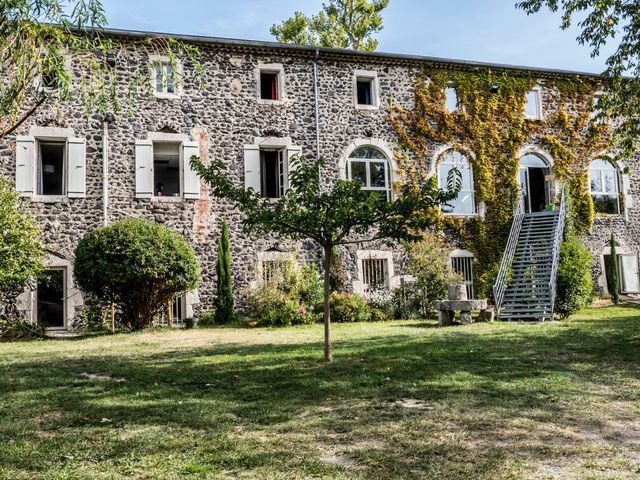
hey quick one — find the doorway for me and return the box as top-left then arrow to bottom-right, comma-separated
37,269 -> 65,328
605,253 -> 640,294
519,154 -> 551,213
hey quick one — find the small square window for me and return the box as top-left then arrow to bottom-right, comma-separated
260,71 -> 279,100
37,141 -> 66,196
260,149 -> 285,198
362,258 -> 389,291
153,142 -> 181,197
151,58 -> 180,97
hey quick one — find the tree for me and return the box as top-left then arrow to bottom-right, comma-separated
516,0 -> 640,156
1,1 -> 200,140
74,218 -> 200,330
270,0 -> 390,51
190,154 -> 460,361
0,176 -> 44,296
608,231 -> 620,305
214,219 -> 236,324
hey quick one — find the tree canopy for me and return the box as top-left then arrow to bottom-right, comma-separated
270,0 -> 390,51
517,0 -> 640,156
191,154 -> 460,361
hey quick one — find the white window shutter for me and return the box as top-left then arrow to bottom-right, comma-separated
67,137 -> 86,198
286,145 -> 302,191
182,141 -> 200,200
244,145 -> 261,192
15,136 -> 35,196
135,139 -> 154,198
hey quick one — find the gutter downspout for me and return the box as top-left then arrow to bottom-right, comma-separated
313,47 -> 321,163
102,118 -> 109,226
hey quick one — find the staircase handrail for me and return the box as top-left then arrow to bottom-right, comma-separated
548,186 -> 567,318
493,193 -> 526,314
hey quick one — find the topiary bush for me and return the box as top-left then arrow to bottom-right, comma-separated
74,218 -> 200,330
555,238 -> 593,319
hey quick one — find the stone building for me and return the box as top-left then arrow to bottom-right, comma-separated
1,28 -> 637,329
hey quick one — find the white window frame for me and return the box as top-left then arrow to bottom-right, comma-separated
33,51 -> 72,93
256,63 -> 286,105
36,138 -> 67,198
347,146 -> 391,201
524,87 -> 543,120
444,85 -> 459,112
436,149 -> 477,217
589,158 -> 621,215
256,251 -> 293,284
260,148 -> 286,199
353,70 -> 380,110
449,250 -> 474,299
152,141 -> 183,199
149,55 -> 183,99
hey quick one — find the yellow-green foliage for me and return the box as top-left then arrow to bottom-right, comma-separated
388,68 -> 613,296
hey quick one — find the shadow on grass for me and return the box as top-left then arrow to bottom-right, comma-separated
1,307 -> 640,478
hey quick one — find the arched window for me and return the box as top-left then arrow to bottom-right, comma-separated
347,146 -> 391,201
438,150 -> 476,215
589,159 -> 620,214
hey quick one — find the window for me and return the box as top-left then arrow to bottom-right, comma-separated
590,159 -> 620,215
525,89 -> 542,119
354,71 -> 378,108
260,71 -> 279,100
262,260 -> 287,283
257,65 -> 285,103
150,57 -> 180,97
438,150 -> 476,215
362,258 -> 389,291
155,294 -> 187,327
347,146 -> 391,201
445,86 -> 458,112
260,149 -> 285,198
591,94 -> 609,123
153,142 -> 181,197
450,251 -> 474,298
37,141 -> 66,196
605,253 -> 640,293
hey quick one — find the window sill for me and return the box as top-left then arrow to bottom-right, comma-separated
442,212 -> 478,218
152,196 -> 184,203
153,92 -> 181,100
32,195 -> 69,204
257,98 -> 285,106
355,104 -> 379,111
525,115 -> 543,121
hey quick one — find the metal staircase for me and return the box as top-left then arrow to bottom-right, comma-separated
494,188 -> 566,321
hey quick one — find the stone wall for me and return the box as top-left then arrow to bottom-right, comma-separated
1,34 -> 637,327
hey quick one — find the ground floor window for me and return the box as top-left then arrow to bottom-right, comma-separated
604,253 -> 640,294
450,251 -> 474,298
262,259 -> 288,284
37,268 -> 65,328
155,294 -> 186,327
362,257 -> 389,292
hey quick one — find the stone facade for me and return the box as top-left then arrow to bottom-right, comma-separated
1,30 -> 638,328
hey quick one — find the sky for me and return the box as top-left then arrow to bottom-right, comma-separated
99,0 -> 613,74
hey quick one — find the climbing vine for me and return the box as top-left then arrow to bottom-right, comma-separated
388,68 -> 613,297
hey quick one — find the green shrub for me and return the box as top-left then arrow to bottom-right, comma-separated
214,219 -> 237,324
403,232 -> 461,316
198,310 -> 216,327
0,319 -> 46,341
555,238 -> 593,319
391,281 -> 423,319
608,232 -> 620,305
74,218 -> 200,330
367,289 -> 394,321
329,291 -> 370,323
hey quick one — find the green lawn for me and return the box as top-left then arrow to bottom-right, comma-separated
1,307 -> 640,479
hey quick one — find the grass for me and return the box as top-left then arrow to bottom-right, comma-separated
1,306 -> 640,479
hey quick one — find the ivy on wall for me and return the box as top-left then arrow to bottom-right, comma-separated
388,68 -> 613,297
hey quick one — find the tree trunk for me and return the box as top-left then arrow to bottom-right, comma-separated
323,244 -> 333,362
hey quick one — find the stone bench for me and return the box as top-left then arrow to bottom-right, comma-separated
433,299 -> 492,326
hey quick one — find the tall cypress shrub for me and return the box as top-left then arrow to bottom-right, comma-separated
609,232 -> 620,305
214,219 -> 236,324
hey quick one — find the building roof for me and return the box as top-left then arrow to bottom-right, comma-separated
99,26 -> 605,80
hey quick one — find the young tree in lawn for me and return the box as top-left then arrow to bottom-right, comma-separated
214,218 -> 237,324
1,1 -> 200,140
190,154 -> 460,361
270,0 -> 390,51
517,0 -> 640,157
0,176 -> 44,297
609,231 -> 620,305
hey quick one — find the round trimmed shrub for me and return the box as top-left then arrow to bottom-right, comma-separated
74,218 -> 200,330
